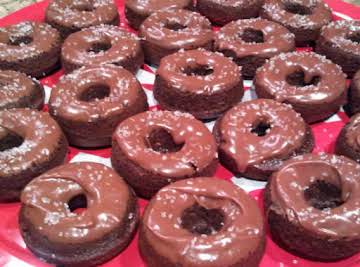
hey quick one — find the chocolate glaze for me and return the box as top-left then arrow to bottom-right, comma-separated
126,0 -> 191,16
218,99 -> 308,173
141,177 -> 265,267
269,153 -> 360,238
114,110 -> 216,177
349,70 -> 360,114
0,70 -> 44,110
21,162 -> 133,243
343,115 -> 360,152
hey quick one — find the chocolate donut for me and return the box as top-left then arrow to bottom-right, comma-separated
0,21 -> 61,78
153,49 -> 243,120
61,25 -> 144,74
196,0 -> 264,26
139,9 -> 213,66
349,69 -> 360,115
125,0 -> 193,30
254,52 -> 347,123
265,153 -> 360,261
261,0 -> 332,46
111,110 -> 218,199
139,177 -> 265,267
0,70 -> 44,110
19,162 -> 139,266
45,0 -> 119,38
49,64 -> 148,148
213,99 -> 314,180
0,109 -> 68,202
316,20 -> 360,78
214,18 -> 295,78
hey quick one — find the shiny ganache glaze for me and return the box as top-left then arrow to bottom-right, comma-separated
142,177 -> 264,267
0,109 -> 62,177
218,99 -> 307,172
21,162 -> 132,243
114,110 -> 216,177
156,49 -> 242,94
139,9 -> 213,51
215,18 -> 295,59
125,0 -> 191,16
270,153 -> 360,238
0,70 -> 44,110
254,51 -> 347,104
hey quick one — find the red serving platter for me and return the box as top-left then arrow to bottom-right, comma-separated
0,1 -> 360,266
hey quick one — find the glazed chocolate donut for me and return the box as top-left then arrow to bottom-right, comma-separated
0,70 -> 44,110
139,9 -> 213,66
0,21 -> 61,78
61,25 -> 144,74
214,18 -> 295,78
265,153 -> 360,261
349,70 -> 360,115
139,177 -> 265,267
261,0 -> 332,46
111,110 -> 218,199
0,109 -> 68,202
153,49 -> 243,120
254,52 -> 347,123
196,0 -> 264,26
213,99 -> 314,180
45,0 -> 119,38
316,20 -> 360,78
125,0 -> 193,30
19,162 -> 139,266
49,64 -> 148,148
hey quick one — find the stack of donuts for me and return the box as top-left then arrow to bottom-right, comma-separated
0,0 -> 360,266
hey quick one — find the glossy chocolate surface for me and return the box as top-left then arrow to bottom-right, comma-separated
125,0 -> 191,16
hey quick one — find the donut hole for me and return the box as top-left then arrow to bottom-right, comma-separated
183,65 -> 214,76
180,203 -> 225,235
79,84 -> 110,102
164,21 -> 187,31
87,41 -> 112,54
251,120 -> 271,137
284,2 -> 312,15
286,71 -> 320,87
71,2 -> 95,12
240,28 -> 264,43
304,180 -> 344,210
68,194 -> 87,214
146,128 -> 184,153
0,130 -> 24,152
347,32 -> 360,44
8,35 -> 33,46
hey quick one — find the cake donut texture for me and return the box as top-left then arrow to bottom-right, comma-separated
49,64 -> 148,148
111,110 -> 218,198
213,99 -> 314,180
139,177 -> 265,267
265,153 -> 360,261
19,162 -> 139,267
0,109 -> 68,202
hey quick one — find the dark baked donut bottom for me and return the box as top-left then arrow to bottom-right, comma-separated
348,71 -> 360,115
0,134 -> 68,202
111,139 -> 218,199
264,182 -> 360,261
213,117 -> 315,180
19,189 -> 139,267
335,123 -> 360,163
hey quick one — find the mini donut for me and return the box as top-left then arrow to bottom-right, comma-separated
125,0 -> 193,30
0,109 -> 68,202
261,0 -> 332,46
214,18 -> 295,78
61,25 -> 144,74
19,162 -> 139,266
316,20 -> 360,78
139,177 -> 265,267
0,21 -> 61,78
265,153 -> 360,261
153,49 -> 243,120
348,69 -> 360,115
45,0 -> 119,38
196,0 -> 264,26
0,70 -> 44,110
111,110 -> 218,199
254,51 -> 347,123
213,99 -> 314,180
139,9 -> 213,66
49,64 -> 148,148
